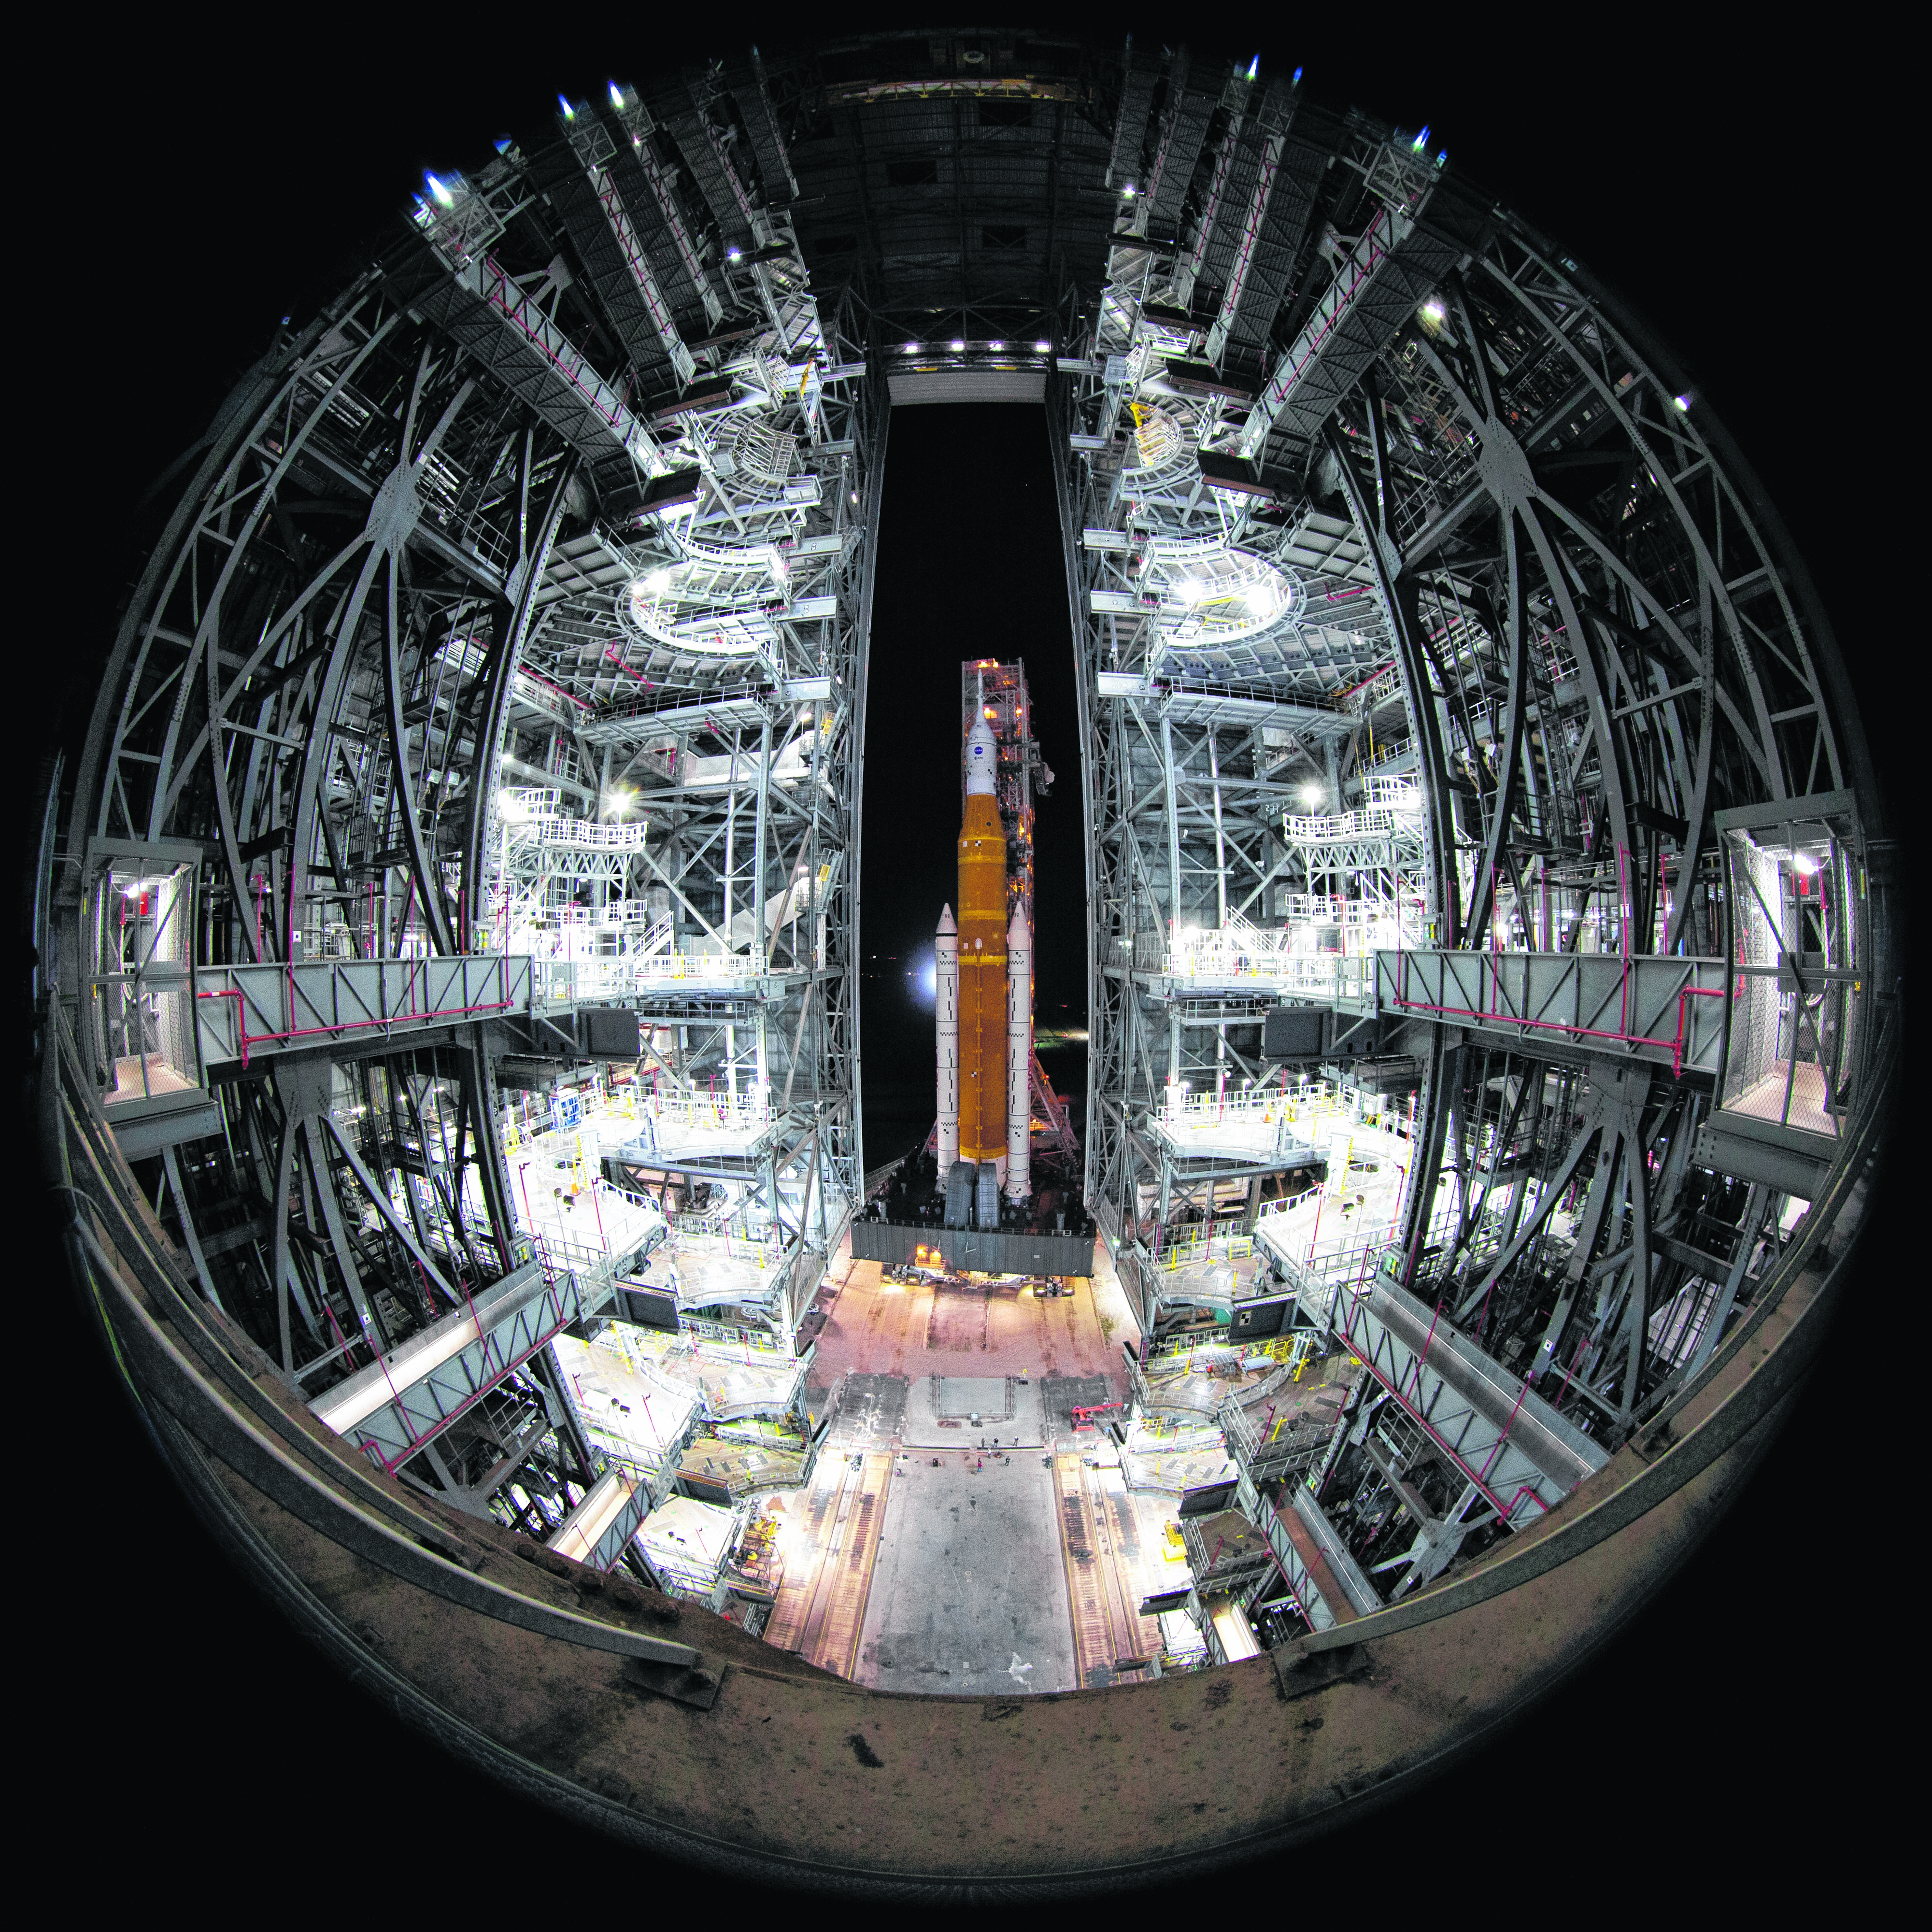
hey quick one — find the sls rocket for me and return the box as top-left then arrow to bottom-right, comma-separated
936,682 -> 1032,1227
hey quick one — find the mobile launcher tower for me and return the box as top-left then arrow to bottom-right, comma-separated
933,661 -> 1084,1237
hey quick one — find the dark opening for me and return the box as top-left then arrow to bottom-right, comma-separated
860,404 -> 1084,1171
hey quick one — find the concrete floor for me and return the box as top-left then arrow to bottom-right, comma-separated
858,1450 -> 1077,1695
1053,1450 -> 1179,1685
901,1374 -> 1046,1448
761,1246 -> 1146,1691
808,1256 -> 1134,1387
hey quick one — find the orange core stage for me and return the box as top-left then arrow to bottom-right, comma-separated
956,788 -> 1008,1162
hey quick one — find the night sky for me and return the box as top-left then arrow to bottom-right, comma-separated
35,15 -> 1904,1904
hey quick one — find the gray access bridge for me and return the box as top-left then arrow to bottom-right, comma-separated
309,1236 -> 614,1477
1222,1262 -> 1611,1623
1260,1484 -> 1380,1634
1373,950 -> 1726,1076
196,954 -> 534,1070
1329,1270 -> 1609,1531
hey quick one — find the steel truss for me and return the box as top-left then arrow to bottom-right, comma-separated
54,60 -> 887,1542
46,32 -> 1892,1659
1049,51 -> 1889,1616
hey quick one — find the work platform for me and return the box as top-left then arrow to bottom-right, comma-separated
1140,952 -> 1379,1013
601,1094 -> 781,1163
1147,1230 -> 1268,1321
550,1328 -> 702,1493
529,952 -> 810,1009
636,1493 -> 745,1598
1220,1358 -> 1355,1488
1148,1091 -> 1324,1165
504,1102 -> 830,1342
604,1327 -> 811,1422
673,1429 -> 812,1502
1114,1410 -> 1240,1497
1694,1097 -> 1840,1199
503,1150 -> 669,1279
1183,1506 -> 1276,1594
102,1061 -> 223,1159
667,1229 -> 808,1320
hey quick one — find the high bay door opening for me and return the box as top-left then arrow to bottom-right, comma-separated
855,400 -> 1089,1248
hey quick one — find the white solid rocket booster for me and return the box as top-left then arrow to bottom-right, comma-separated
1006,904 -> 1031,1199
936,903 -> 959,1172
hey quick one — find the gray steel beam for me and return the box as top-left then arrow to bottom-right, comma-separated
195,956 -> 533,1071
1332,1273 -> 1608,1527
311,1255 -> 606,1474
1261,1482 -> 1378,1631
1375,949 -> 1725,1074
